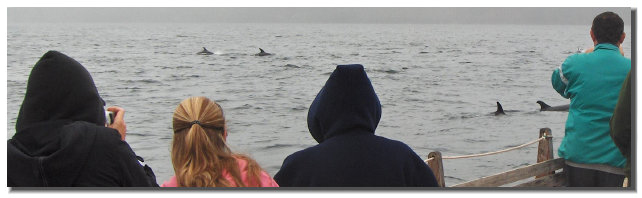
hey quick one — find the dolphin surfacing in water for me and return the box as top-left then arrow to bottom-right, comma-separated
495,102 -> 506,115
537,100 -> 569,112
197,47 -> 213,55
494,101 -> 521,115
255,48 -> 272,56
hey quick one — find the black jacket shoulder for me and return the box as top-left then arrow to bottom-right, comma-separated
74,122 -> 158,187
8,121 -> 158,187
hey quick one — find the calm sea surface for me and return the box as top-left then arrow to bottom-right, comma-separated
6,23 -> 632,186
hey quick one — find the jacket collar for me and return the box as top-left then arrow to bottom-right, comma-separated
594,43 -> 620,52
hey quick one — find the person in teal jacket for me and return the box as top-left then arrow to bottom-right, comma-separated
551,11 -> 630,187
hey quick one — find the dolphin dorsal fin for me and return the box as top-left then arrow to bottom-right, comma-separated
537,100 -> 551,110
259,48 -> 265,53
495,101 -> 505,115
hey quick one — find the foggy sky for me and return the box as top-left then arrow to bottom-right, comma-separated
7,7 -> 633,25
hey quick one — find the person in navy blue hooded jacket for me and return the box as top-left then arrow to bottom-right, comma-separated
274,64 -> 439,187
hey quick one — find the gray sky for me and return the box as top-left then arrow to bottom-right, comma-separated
7,7 -> 633,25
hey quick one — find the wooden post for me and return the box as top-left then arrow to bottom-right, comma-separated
536,128 -> 554,178
427,151 -> 445,187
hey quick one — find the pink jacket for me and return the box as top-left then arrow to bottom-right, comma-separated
161,158 -> 279,187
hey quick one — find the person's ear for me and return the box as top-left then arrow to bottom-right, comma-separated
618,32 -> 626,45
223,125 -> 228,141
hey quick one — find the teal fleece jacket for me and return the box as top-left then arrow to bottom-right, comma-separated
551,43 -> 630,168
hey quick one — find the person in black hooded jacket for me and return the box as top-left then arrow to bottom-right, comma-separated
273,64 -> 439,187
7,51 -> 158,187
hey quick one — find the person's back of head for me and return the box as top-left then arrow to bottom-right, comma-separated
171,96 -> 262,187
592,11 -> 624,45
307,64 -> 382,143
274,64 -> 439,187
16,51 -> 106,132
9,51 -> 146,187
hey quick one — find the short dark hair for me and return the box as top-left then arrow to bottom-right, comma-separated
591,11 -> 624,45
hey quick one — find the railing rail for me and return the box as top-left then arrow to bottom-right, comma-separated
426,128 -> 566,187
452,158 -> 565,187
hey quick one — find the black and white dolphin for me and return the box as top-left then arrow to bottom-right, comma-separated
255,48 -> 272,56
197,47 -> 213,55
536,100 -> 569,112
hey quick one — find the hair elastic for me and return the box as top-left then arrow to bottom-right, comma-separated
185,120 -> 224,131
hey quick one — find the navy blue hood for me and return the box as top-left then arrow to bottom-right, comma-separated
307,64 -> 382,143
275,64 -> 438,187
15,51 -> 106,132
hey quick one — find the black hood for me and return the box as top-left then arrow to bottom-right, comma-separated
15,51 -> 106,132
8,51 -> 106,186
307,64 -> 382,143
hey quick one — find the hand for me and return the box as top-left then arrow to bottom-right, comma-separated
107,106 -> 127,141
584,47 -> 594,53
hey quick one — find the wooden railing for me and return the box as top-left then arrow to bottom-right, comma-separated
453,158 -> 566,187
426,128 -> 567,187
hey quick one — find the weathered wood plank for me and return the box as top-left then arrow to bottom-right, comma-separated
427,152 -> 445,187
536,128 -> 554,178
452,158 -> 565,187
514,171 -> 566,187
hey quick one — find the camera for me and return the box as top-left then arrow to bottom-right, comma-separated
105,111 -> 115,126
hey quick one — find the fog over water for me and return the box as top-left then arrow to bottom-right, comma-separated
8,7 -> 632,25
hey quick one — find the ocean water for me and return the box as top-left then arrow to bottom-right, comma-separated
6,23 -> 632,186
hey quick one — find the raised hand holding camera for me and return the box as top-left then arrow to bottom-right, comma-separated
106,106 -> 127,141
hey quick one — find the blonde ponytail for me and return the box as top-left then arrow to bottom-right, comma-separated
173,124 -> 227,187
171,97 -> 266,187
